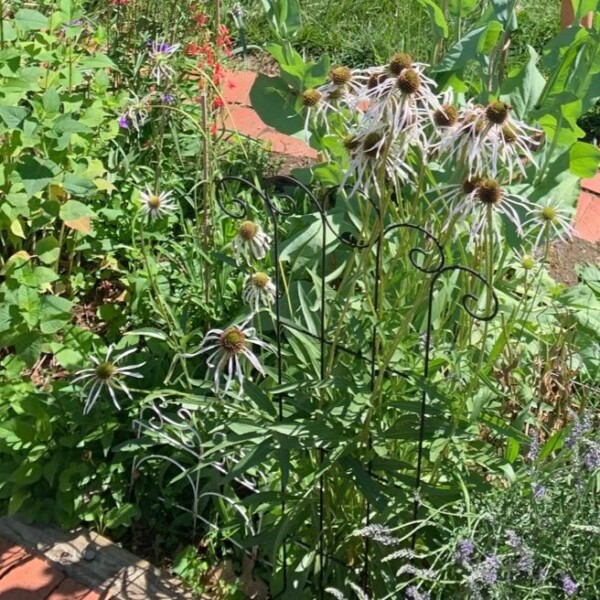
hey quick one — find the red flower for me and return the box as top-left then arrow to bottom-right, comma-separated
212,97 -> 225,109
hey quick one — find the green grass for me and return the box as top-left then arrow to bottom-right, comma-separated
231,0 -> 560,70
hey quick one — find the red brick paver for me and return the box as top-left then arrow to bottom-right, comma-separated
221,70 -> 317,160
47,577 -> 105,600
0,539 -> 29,577
0,552 -> 65,599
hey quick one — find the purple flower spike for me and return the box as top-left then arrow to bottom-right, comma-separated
562,574 -> 578,597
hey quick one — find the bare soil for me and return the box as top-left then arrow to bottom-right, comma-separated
548,237 -> 600,285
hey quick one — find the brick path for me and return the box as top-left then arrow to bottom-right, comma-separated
222,70 -> 600,244
0,538 -> 106,600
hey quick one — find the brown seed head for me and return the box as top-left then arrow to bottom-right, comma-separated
485,100 -> 511,125
330,66 -> 352,85
397,69 -> 420,94
220,327 -> 246,353
362,132 -> 383,158
252,272 -> 270,289
461,177 -> 480,195
433,104 -> 459,127
95,362 -> 117,381
148,194 -> 161,209
238,221 -> 259,241
388,52 -> 413,76
302,88 -> 321,107
343,134 -> 360,152
476,179 -> 502,205
367,71 -> 388,89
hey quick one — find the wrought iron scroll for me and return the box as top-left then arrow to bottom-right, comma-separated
132,176 -> 500,597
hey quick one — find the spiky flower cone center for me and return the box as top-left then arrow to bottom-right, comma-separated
486,101 -> 511,125
330,66 -> 352,85
501,124 -> 517,143
148,194 -> 161,209
221,327 -> 246,353
327,86 -> 344,101
343,134 -> 360,152
540,206 -> 557,222
252,272 -> 270,289
461,177 -> 480,195
362,132 -> 383,158
397,69 -> 420,94
302,88 -> 321,107
388,52 -> 413,76
239,221 -> 259,241
95,362 -> 117,381
476,179 -> 502,205
368,71 -> 388,90
521,255 -> 535,270
434,104 -> 459,127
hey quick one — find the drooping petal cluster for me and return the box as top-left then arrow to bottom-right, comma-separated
185,322 -> 272,393
73,345 -> 145,414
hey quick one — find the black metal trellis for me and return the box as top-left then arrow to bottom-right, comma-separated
132,174 -> 499,598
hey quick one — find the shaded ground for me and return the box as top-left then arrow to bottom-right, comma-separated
549,237 -> 600,286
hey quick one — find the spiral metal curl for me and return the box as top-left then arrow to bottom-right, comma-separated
383,222 -> 446,274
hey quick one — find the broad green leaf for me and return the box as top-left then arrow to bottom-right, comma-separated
0,22 -> 17,42
53,114 -> 93,134
432,25 -> 487,74
500,46 -> 546,119
40,296 -> 73,334
15,156 -> 58,198
17,287 -> 41,327
63,174 -> 97,197
10,219 -> 25,239
42,88 -> 61,116
449,0 -> 477,17
35,236 -> 60,265
15,9 -> 48,31
59,200 -> 95,222
415,0 -> 449,40
14,332 -> 43,367
79,54 -> 118,70
569,142 -> 600,178
477,21 -> 503,55
8,487 -> 30,515
0,106 -> 29,128
249,73 -> 304,135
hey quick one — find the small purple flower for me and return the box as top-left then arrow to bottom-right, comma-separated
160,93 -> 175,105
480,554 -> 501,586
147,40 -> 181,85
532,482 -> 546,501
565,411 -> 592,450
527,431 -> 540,462
455,539 -> 475,565
118,114 -> 129,129
65,19 -> 82,26
562,574 -> 578,597
405,586 -> 430,600
584,441 -> 600,471
506,530 -> 521,548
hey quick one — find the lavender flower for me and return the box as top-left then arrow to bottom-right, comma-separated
561,574 -> 578,597
480,554 -> 501,586
118,114 -> 129,129
532,482 -> 546,501
527,431 -> 540,462
583,441 -> 600,471
565,411 -> 592,450
455,539 -> 475,566
405,586 -> 431,600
